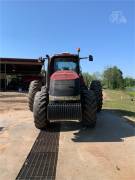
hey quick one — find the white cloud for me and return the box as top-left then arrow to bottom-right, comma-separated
109,11 -> 127,24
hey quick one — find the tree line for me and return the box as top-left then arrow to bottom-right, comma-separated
83,66 -> 135,89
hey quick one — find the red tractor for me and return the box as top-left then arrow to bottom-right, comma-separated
28,49 -> 103,129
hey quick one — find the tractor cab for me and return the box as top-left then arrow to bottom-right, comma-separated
49,53 -> 80,75
48,53 -> 80,102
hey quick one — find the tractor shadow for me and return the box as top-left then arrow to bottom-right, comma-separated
55,109 -> 135,142
49,121 -> 81,132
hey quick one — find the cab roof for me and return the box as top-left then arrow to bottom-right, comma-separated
51,53 -> 78,59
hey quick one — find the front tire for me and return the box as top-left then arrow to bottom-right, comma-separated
90,80 -> 103,112
33,86 -> 49,129
28,80 -> 42,112
81,90 -> 97,128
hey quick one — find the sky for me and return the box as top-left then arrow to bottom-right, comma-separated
0,0 -> 135,77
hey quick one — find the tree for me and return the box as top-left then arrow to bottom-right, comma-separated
82,72 -> 93,87
92,72 -> 102,80
103,66 -> 124,89
124,77 -> 135,87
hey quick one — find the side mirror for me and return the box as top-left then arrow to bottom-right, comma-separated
89,55 -> 93,61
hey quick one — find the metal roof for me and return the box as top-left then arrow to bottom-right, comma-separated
0,57 -> 43,65
0,57 -> 42,74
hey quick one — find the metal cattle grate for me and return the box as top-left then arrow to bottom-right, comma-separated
16,123 -> 60,180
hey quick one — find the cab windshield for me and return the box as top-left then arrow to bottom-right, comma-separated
54,58 -> 78,72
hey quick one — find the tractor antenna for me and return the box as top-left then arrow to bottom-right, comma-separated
76,48 -> 80,57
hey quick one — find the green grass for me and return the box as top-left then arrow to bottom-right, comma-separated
103,89 -> 135,119
127,91 -> 135,98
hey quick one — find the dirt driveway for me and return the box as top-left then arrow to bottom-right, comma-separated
0,92 -> 135,180
0,92 -> 39,180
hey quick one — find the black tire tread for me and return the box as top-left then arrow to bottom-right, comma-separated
28,80 -> 42,112
33,86 -> 48,129
81,89 -> 97,127
90,80 -> 103,112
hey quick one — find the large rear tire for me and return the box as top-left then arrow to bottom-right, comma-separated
90,80 -> 103,112
33,86 -> 49,129
81,90 -> 97,128
28,80 -> 42,112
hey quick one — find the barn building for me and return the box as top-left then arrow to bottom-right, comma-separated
0,58 -> 43,91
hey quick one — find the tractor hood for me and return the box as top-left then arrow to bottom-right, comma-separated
50,70 -> 79,81
49,70 -> 80,101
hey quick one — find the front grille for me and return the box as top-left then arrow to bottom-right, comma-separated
48,103 -> 82,120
